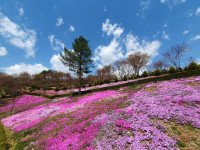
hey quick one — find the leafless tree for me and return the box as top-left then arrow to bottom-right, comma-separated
1,75 -> 23,115
114,60 -> 128,79
163,43 -> 189,69
127,51 -> 150,76
152,60 -> 169,70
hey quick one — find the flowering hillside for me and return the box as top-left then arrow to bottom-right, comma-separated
0,76 -> 200,149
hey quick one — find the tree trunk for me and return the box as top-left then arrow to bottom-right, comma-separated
78,66 -> 81,96
10,97 -> 14,115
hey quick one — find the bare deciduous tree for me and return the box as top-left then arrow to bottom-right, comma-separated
163,43 -> 189,69
152,60 -> 169,70
114,60 -> 128,79
127,51 -> 150,76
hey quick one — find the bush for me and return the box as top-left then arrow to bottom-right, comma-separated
155,69 -> 161,76
176,67 -> 183,72
114,76 -> 118,82
99,80 -> 104,85
188,62 -> 199,70
132,73 -> 136,79
54,88 -> 59,92
81,84 -> 86,88
104,79 -> 110,84
142,71 -> 148,77
184,67 -> 189,71
88,83 -> 92,87
0,123 -> 9,150
123,75 -> 127,81
169,66 -> 176,74
161,69 -> 168,74
62,85 -> 68,90
94,81 -> 98,86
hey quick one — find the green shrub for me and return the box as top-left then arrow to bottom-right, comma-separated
94,81 -> 98,86
188,62 -> 199,70
132,73 -> 137,79
169,66 -> 176,74
161,69 -> 168,74
54,88 -> 59,92
142,71 -> 148,77
184,67 -> 188,71
99,80 -> 104,85
88,83 -> 92,87
123,75 -> 127,81
104,79 -> 110,84
81,84 -> 86,88
114,76 -> 118,82
176,67 -> 183,72
155,69 -> 161,76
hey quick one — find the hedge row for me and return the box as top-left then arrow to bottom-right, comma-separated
26,69 -> 200,99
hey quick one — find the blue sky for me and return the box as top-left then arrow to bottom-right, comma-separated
0,0 -> 200,76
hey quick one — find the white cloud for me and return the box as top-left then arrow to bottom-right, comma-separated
160,0 -> 186,8
19,8 -> 24,16
161,0 -> 166,3
48,34 -> 64,51
0,46 -> 7,56
69,25 -> 75,32
162,31 -> 170,40
183,30 -> 189,35
164,24 -> 168,28
190,35 -> 200,41
137,0 -> 151,18
102,19 -> 124,38
125,33 -> 161,58
0,13 -> 37,58
3,63 -> 48,75
56,17 -> 64,26
196,7 -> 200,15
50,54 -> 75,76
94,39 -> 124,66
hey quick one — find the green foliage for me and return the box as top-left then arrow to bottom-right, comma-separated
186,122 -> 195,131
155,69 -> 161,76
0,123 -> 9,150
62,85 -> 68,90
176,67 -> 183,72
188,62 -> 199,70
123,75 -> 127,81
88,83 -> 92,87
184,67 -> 189,71
142,71 -> 148,77
114,77 -> 118,82
104,79 -> 110,84
171,126 -> 177,130
54,88 -> 59,92
94,81 -> 98,86
81,84 -> 86,88
99,80 -> 104,85
169,66 -> 176,74
177,141 -> 186,148
132,73 -> 137,79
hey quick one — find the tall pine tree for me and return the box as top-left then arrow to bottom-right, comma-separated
60,36 -> 94,95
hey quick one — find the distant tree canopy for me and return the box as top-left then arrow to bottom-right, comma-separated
127,51 -> 150,76
60,36 -> 94,95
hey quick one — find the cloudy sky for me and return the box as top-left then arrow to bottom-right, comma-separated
0,0 -> 200,76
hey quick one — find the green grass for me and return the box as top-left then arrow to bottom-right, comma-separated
178,141 -> 186,148
0,123 -> 9,150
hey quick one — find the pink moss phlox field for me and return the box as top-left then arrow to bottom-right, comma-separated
125,76 -> 200,128
91,111 -> 178,149
1,90 -> 118,132
0,95 -> 48,113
